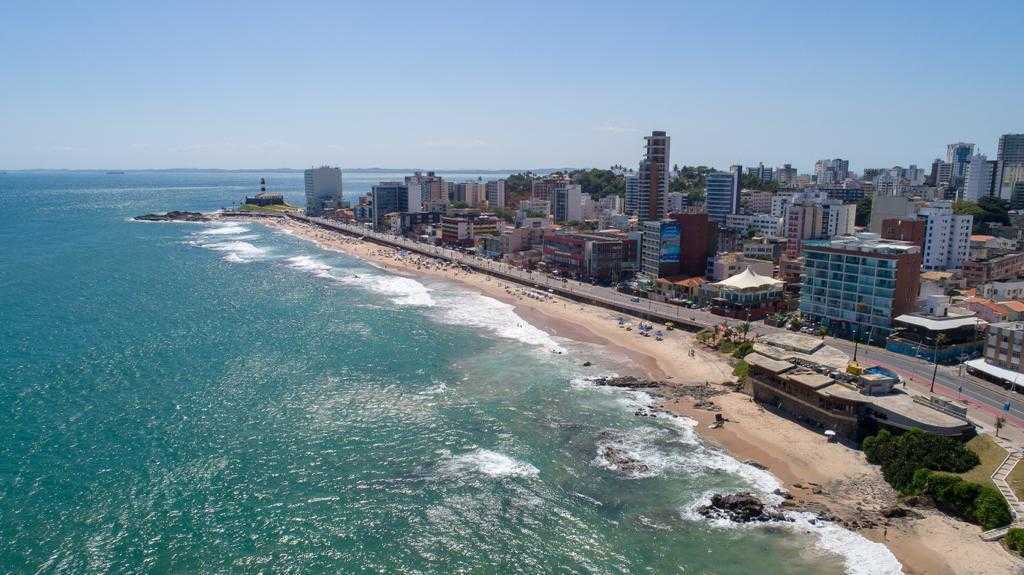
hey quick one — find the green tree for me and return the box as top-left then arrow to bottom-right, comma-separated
855,196 -> 872,227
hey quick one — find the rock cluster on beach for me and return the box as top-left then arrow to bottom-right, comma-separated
697,492 -> 788,523
134,211 -> 211,222
591,376 -> 661,390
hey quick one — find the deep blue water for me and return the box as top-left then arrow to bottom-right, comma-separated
0,171 -> 894,574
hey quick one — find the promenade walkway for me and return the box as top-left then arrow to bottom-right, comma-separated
983,443 -> 1024,540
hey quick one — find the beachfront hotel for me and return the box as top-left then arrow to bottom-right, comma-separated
798,233 -> 922,344
304,166 -> 344,217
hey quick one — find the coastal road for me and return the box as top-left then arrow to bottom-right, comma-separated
292,215 -> 1024,430
825,337 -> 1024,428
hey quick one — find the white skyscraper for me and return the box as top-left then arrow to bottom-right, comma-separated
918,201 -> 972,270
963,154 -> 995,201
553,184 -> 583,222
304,166 -> 343,216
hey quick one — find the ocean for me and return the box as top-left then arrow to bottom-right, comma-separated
0,171 -> 899,574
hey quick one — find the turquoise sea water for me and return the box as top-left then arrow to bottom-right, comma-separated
0,172 -> 898,574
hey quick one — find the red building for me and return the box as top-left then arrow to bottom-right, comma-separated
881,218 -> 926,250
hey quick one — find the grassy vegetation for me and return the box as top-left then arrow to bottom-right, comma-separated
959,434 -> 1007,489
1008,456 -> 1024,501
238,203 -> 296,213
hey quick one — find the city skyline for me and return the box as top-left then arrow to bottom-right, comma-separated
2,1 -> 1022,171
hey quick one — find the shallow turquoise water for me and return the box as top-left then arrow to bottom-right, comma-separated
0,172 -> 894,573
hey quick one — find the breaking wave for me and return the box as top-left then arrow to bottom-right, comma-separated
439,449 -> 539,479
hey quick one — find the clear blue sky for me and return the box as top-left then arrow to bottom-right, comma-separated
2,0 -> 1021,172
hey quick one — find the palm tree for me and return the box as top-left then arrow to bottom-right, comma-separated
996,416 -> 1007,438
738,321 -> 752,342
929,333 -> 948,394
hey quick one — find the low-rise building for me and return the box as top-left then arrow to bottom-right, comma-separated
742,237 -> 787,264
965,322 -> 1024,389
725,213 -> 784,238
978,280 -> 1024,301
701,267 -> 784,320
542,232 -> 625,283
654,275 -> 706,303
963,251 -> 1024,286
964,297 -> 1013,323
440,213 -> 499,247
746,353 -> 974,440
706,251 -> 774,282
886,313 -> 984,364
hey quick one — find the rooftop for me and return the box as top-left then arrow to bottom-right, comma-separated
744,352 -> 795,374
893,314 -> 981,331
967,297 -> 1012,315
1002,300 -> 1024,313
806,232 -> 920,255
714,267 -> 783,291
657,275 -> 707,288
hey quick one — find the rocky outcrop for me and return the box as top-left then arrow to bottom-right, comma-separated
591,376 -> 660,389
134,211 -> 211,222
598,445 -> 650,475
697,492 -> 789,523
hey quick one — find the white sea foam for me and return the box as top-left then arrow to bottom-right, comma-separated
677,502 -> 902,575
436,291 -> 564,351
198,224 -> 250,235
786,512 -> 903,575
201,241 -> 269,263
285,255 -> 335,279
340,274 -> 436,307
440,449 -> 539,478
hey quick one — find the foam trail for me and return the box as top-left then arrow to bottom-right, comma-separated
201,241 -> 269,262
286,255 -> 335,279
439,449 -> 539,478
198,224 -> 249,235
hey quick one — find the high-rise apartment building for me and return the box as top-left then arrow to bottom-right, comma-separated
624,174 -> 639,215
370,181 -> 409,230
946,142 -> 976,181
485,179 -> 506,208
963,154 -> 996,201
705,166 -> 741,224
775,164 -> 798,187
531,174 -> 571,203
917,201 -> 972,270
402,173 -> 427,212
814,159 -> 849,186
799,233 -> 922,342
553,183 -> 583,223
304,166 -> 344,217
636,131 -> 670,221
997,134 -> 1024,200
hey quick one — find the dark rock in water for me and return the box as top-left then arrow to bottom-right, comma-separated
591,376 -> 660,389
134,211 -> 211,222
582,361 -> 592,367
697,492 -> 789,523
599,445 -> 650,476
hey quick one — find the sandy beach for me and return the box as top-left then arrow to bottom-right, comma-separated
249,215 -> 1019,575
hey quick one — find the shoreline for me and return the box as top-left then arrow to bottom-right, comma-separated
236,215 -> 1017,575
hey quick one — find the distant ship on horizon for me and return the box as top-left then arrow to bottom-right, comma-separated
106,170 -> 126,174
